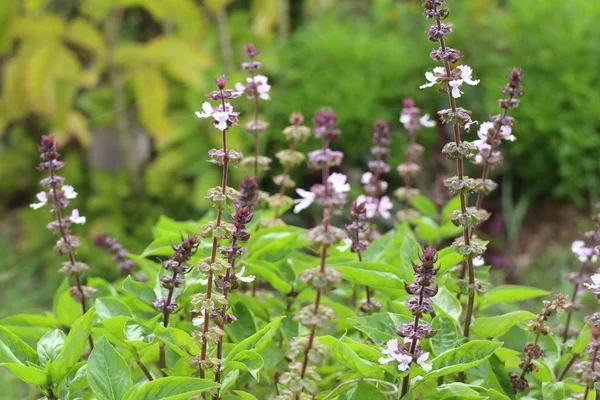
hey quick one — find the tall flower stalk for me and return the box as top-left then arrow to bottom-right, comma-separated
377,247 -> 438,398
455,69 -> 524,297
214,178 -> 256,387
397,99 -> 436,222
574,313 -> 600,399
94,234 -> 146,281
509,295 -> 568,393
192,76 -> 241,378
236,43 -> 272,180
31,136 -> 94,349
280,109 -> 348,399
270,112 -> 311,222
420,0 -> 483,339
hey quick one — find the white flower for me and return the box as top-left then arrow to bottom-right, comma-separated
572,240 -> 599,263
195,102 -> 237,131
293,188 -> 315,213
473,256 -> 485,267
30,192 -> 48,210
584,273 -> 600,290
192,310 -> 206,327
419,114 -> 436,128
416,352 -> 432,372
419,67 -> 446,89
478,122 -> 495,140
63,185 -> 77,199
449,65 -> 480,98
69,209 -> 86,224
328,173 -> 350,193
254,75 -> 271,100
337,237 -> 353,252
236,266 -> 256,283
357,195 -> 392,219
499,125 -> 516,141
400,113 -> 411,125
361,172 -> 373,185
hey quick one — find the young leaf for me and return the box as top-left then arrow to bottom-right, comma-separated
225,317 -> 284,364
433,286 -> 462,324
318,336 -> 384,379
332,264 -> 405,289
411,195 -> 438,217
542,382 -> 565,400
0,326 -> 39,365
233,391 -> 259,400
87,336 -> 133,400
37,329 -> 66,368
425,340 -> 503,380
471,311 -> 536,338
123,377 -> 219,400
95,297 -> 133,320
48,307 -> 94,385
123,276 -> 157,304
572,325 -> 590,354
224,350 -> 264,381
242,260 -> 292,295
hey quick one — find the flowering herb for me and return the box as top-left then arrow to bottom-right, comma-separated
420,0 -> 483,339
236,43 -> 272,180
397,98 -> 436,222
573,313 -> 600,399
94,234 -> 146,281
282,108 -> 347,398
32,135 -> 94,348
192,75 -> 241,379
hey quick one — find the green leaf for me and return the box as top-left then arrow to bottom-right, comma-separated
96,297 -> 133,321
318,336 -> 384,379
37,329 -> 66,368
0,363 -> 47,385
0,313 -> 55,342
414,217 -> 440,243
225,302 -> 257,343
155,326 -> 200,359
225,350 -> 264,381
572,325 -> 590,354
484,285 -> 549,305
123,377 -> 219,400
123,276 -> 157,304
471,311 -> 536,338
411,195 -> 438,217
433,286 -> 462,324
242,260 -> 292,294
49,307 -> 94,385
233,391 -> 259,400
431,383 -> 481,399
425,340 -> 503,380
400,236 -> 420,281
87,336 -> 132,400
225,317 -> 284,364
132,67 -> 172,141
332,264 -> 405,289
542,382 -> 565,400
442,196 -> 462,224
431,316 -> 460,356
0,326 -> 39,365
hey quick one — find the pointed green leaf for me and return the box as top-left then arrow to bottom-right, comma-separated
123,276 -> 157,304
0,326 -> 39,365
225,317 -> 284,364
425,340 -> 503,380
124,377 -> 219,400
225,350 -> 264,381
0,363 -> 47,385
37,329 -> 66,368
318,336 -> 384,379
87,336 -> 133,400
542,382 -> 565,400
431,316 -> 460,356
471,311 -> 536,338
484,285 -> 549,305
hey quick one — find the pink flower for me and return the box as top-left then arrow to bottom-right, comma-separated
195,102 -> 239,131
584,273 -> 600,290
572,240 -> 598,263
235,75 -> 271,100
328,173 -> 350,193
356,195 -> 393,219
30,192 -> 48,210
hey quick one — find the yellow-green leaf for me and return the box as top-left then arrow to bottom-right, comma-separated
131,67 -> 172,141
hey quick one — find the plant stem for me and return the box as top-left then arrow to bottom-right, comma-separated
200,93 -> 230,379
517,321 -> 544,382
557,353 -> 578,381
584,343 -> 600,399
137,360 -> 154,381
48,167 -> 94,350
273,138 -> 297,220
401,286 -> 425,397
433,5 -> 475,339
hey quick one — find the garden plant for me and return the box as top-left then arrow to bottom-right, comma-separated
2,1 -> 600,400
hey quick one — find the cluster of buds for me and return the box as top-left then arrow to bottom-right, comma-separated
509,294 -> 569,392
281,109 -> 348,398
268,112 -> 312,223
235,43 -> 272,180
381,248 -> 438,397
153,234 -> 199,326
31,136 -> 95,308
357,120 -> 393,237
94,234 -> 146,281
192,76 -> 245,378
396,99 -> 436,222
420,0 -> 483,339
573,313 -> 600,397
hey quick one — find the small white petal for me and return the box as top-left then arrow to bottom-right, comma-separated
62,186 -> 77,199
328,173 -> 350,193
69,209 -> 86,224
361,172 -> 373,185
419,114 -> 436,128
